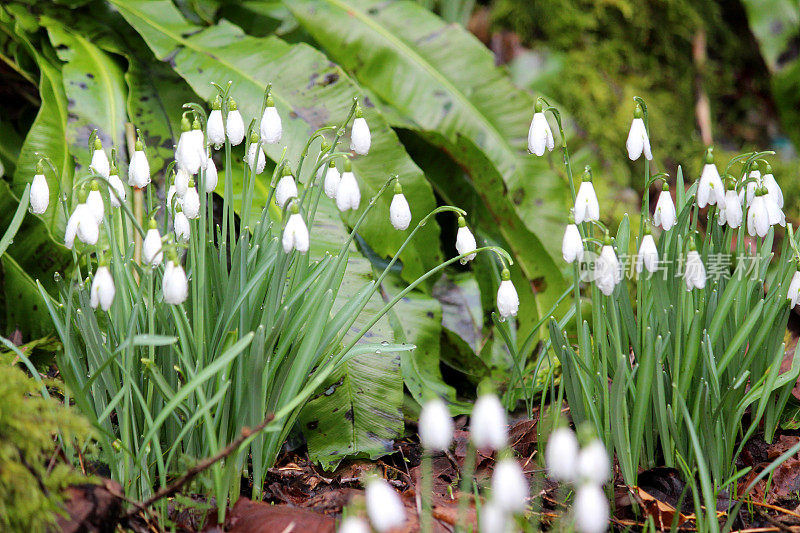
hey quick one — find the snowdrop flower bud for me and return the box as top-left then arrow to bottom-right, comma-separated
626,104 -> 652,161
166,185 -> 182,215
419,397 -> 453,451
653,183 -> 676,231
90,264 -> 115,312
175,116 -> 204,175
30,160 -> 49,215
226,98 -> 245,146
562,215 -> 584,263
338,517 -> 370,533
740,162 -> 761,207
86,180 -> 104,223
64,192 -> 99,249
207,96 -> 225,149
720,176 -> 742,228
577,439 -> 611,485
260,95 -> 282,145
107,163 -> 126,207
684,239 -> 706,291
595,236 -> 621,296
142,220 -> 163,266
762,162 -> 783,208
183,179 -> 200,219
574,167 -> 599,224
455,216 -> 477,263
697,149 -> 725,208
545,426 -> 579,482
90,137 -> 110,178
174,208 -> 191,243
471,393 -> 507,450
365,478 -> 406,533
351,106 -> 371,155
247,132 -> 267,174
573,483 -> 609,533
389,180 -> 412,231
788,270 -> 800,309
128,139 -> 151,188
636,223 -> 658,273
163,258 -> 188,305
282,203 -> 310,254
203,156 -> 218,193
336,159 -> 361,211
747,187 -> 770,238
275,166 -> 298,208
479,501 -> 507,533
323,161 -> 341,199
174,167 -> 190,197
497,269 -> 519,319
528,98 -> 554,156
492,458 -> 529,513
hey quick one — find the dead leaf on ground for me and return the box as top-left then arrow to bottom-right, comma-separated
209,499 -> 335,533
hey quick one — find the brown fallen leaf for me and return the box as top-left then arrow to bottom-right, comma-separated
57,480 -> 125,533
633,486 -> 690,529
213,499 -> 335,533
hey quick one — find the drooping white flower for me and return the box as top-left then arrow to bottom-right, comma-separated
455,216 -> 477,263
166,185 -> 183,214
788,271 -> 800,308
275,171 -> 298,208
497,271 -> 519,318
338,517 -> 370,533
684,248 -> 706,291
365,478 -> 406,533
739,167 -> 761,207
478,501 -> 508,533
128,141 -> 151,188
282,209 -> 310,254
30,162 -> 49,215
721,188 -> 743,228
336,162 -> 361,212
175,167 -> 190,198
65,203 -> 99,248
142,224 -> 163,266
163,260 -> 188,305
226,98 -> 245,146
108,170 -> 126,207
207,101 -> 225,149
636,232 -> 658,273
86,184 -> 104,224
323,162 -> 341,199
528,104 -> 554,156
562,223 -> 584,263
419,398 -> 453,451
765,192 -> 785,227
697,160 -> 725,208
573,484 -> 610,533
350,112 -> 371,155
175,117 -> 205,175
763,168 -> 783,208
626,107 -> 652,161
389,181 -> 412,230
90,265 -> 115,312
471,393 -> 507,450
492,458 -> 529,513
182,181 -> 200,219
203,156 -> 218,193
545,426 -> 579,482
574,172 -> 599,224
653,187 -> 676,231
594,243 -> 621,296
260,97 -> 282,145
174,210 -> 191,243
90,138 -> 110,178
747,189 -> 770,238
247,139 -> 267,175
576,439 -> 611,485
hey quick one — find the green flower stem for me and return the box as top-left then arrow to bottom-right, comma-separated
455,442 -> 477,533
421,451 -> 433,533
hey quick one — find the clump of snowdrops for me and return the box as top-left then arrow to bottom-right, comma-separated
31,81 -> 515,521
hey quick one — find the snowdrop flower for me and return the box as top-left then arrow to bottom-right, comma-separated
492,458 -> 529,513
128,139 -> 151,188
163,259 -> 188,305
247,133 -> 267,175
594,238 -> 621,296
107,164 -> 126,207
260,95 -> 282,145
350,106 -> 371,155
365,478 -> 406,533
497,269 -> 519,319
697,149 -> 725,208
174,209 -> 191,243
478,501 -> 507,533
528,99 -> 554,156
323,161 -> 341,199
573,484 -> 609,533
765,190 -> 785,227
574,167 -> 599,224
762,163 -> 783,208
389,180 -> 412,231
419,397 -> 453,451
166,185 -> 182,214
30,160 -> 49,215
142,220 -> 163,266
739,163 -> 761,207
86,181 -> 104,223
226,98 -> 245,146
788,270 -> 800,308
275,167 -> 298,208
207,96 -> 225,149
282,203 -> 309,254
747,187 -> 771,238
577,439 -> 611,485
684,241 -> 706,291
455,216 -> 477,263
203,155 -> 218,193
90,265 -> 115,312
653,184 -> 676,231
174,167 -> 190,198
64,196 -> 99,249
90,137 -> 110,178
636,225 -> 658,273
626,104 -> 652,161
182,179 -> 200,219
336,159 -> 361,211
562,217 -> 584,263
719,176 -> 742,228
471,393 -> 507,450
175,116 -> 205,175
545,426 -> 579,482
338,517 -> 370,533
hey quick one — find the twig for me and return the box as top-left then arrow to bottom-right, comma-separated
745,499 -> 800,521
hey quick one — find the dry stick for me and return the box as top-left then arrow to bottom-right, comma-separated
122,414 -> 275,520
125,122 -> 143,277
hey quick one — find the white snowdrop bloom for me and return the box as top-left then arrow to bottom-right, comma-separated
765,191 -> 785,227
323,162 -> 341,199
577,439 -> 611,485
573,483 -> 609,533
282,210 -> 310,254
636,233 -> 658,273
142,224 -> 163,266
722,189 -> 743,228
30,163 -> 49,215
479,501 -> 508,533
653,187 -> 676,231
338,517 -> 370,533
175,121 -> 204,175
226,106 -> 245,146
562,223 -> 584,263
336,164 -> 361,212
275,172 -> 298,208
166,185 -> 183,214
173,210 -> 191,243
365,478 -> 406,533
207,105 -> 225,149
684,249 -> 706,291
471,393 -> 507,450
90,265 -> 115,312
492,458 -> 529,513
697,161 -> 725,208
247,141 -> 267,175
390,181 -> 412,230
163,260 -> 188,305
747,191 -> 770,238
128,141 -> 151,188
350,113 -> 371,155
626,107 -> 652,161
788,271 -> 800,308
90,139 -> 110,178
545,427 -> 579,482
574,174 -> 599,224
190,123 -> 208,168
182,181 -> 200,219
528,105 -> 554,156
418,398 -> 453,451
260,97 -> 282,145
108,171 -> 126,207
64,203 -> 99,249
763,169 -> 783,208
595,244 -> 621,296
203,156 -> 218,193
740,167 -> 761,206
497,273 -> 519,319
455,217 -> 477,263
175,167 -> 190,198
86,185 -> 104,224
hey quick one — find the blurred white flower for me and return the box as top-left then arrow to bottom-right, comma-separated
419,398 -> 453,451
492,458 -> 529,513
595,244 -> 621,296
576,439 -> 611,485
545,426 -> 579,482
365,478 -> 405,533
573,484 -> 609,533
471,393 -> 507,450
